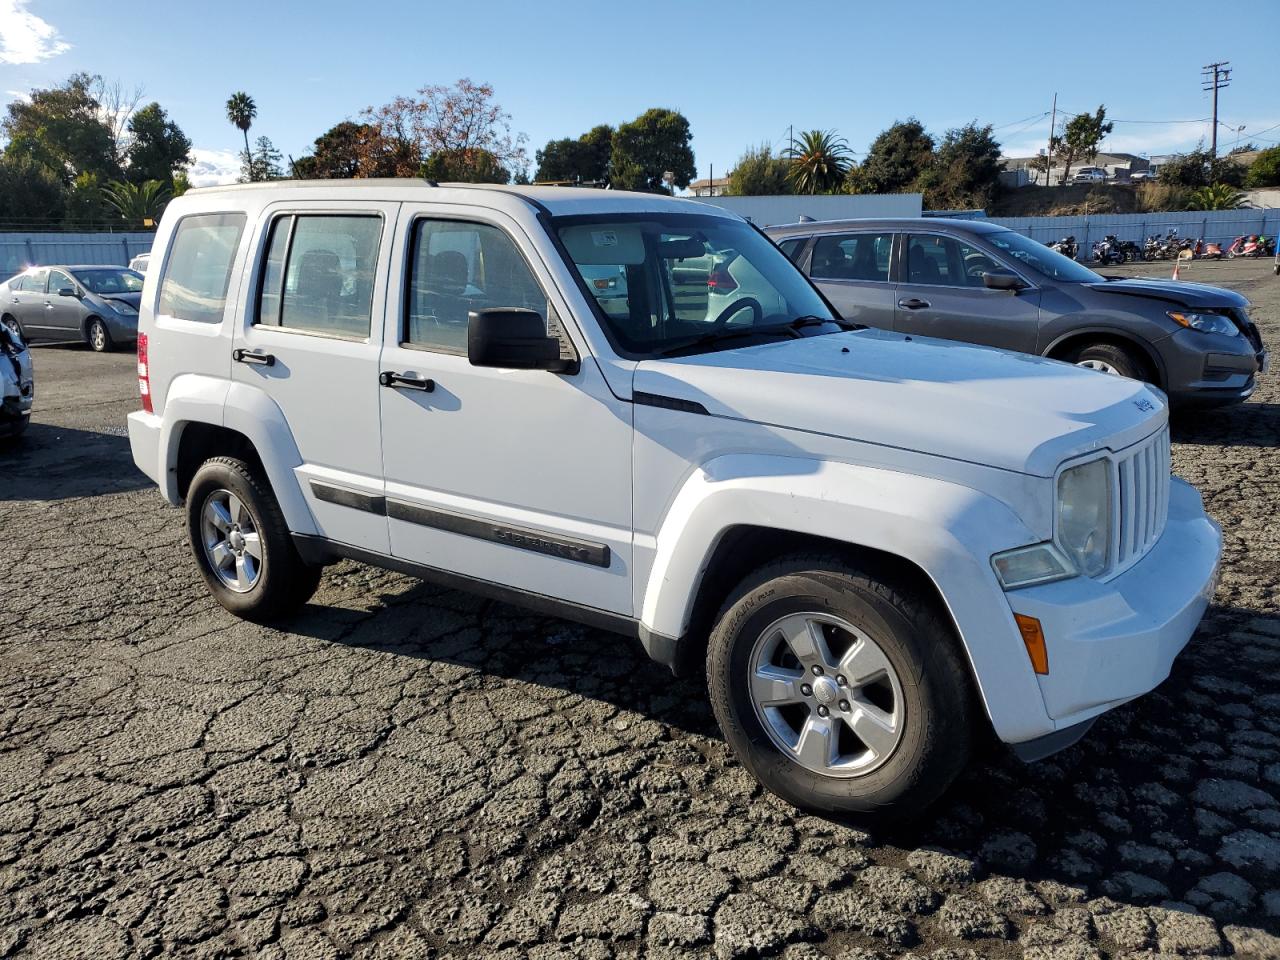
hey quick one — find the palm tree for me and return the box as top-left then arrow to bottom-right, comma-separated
225,92 -> 257,161
102,180 -> 173,226
786,130 -> 853,195
1186,183 -> 1248,211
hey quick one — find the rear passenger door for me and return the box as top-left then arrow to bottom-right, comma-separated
231,201 -> 398,554
894,233 -> 1041,354
10,269 -> 49,335
805,232 -> 896,329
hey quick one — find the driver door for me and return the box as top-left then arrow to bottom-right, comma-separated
378,205 -> 634,616
893,233 -> 1041,354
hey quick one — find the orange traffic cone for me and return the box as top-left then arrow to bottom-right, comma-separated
1172,257 -> 1180,280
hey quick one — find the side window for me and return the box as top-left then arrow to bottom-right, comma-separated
906,235 -> 964,287
158,213 -> 246,323
777,237 -> 806,264
48,270 -> 74,294
20,269 -> 48,293
810,233 -> 891,282
405,219 -> 548,354
256,214 -> 381,339
955,238 -> 1000,287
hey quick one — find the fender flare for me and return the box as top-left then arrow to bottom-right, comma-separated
158,374 -> 317,535
640,455 -> 1052,743
1041,323 -> 1168,387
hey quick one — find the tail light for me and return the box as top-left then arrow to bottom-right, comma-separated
137,332 -> 152,413
707,266 -> 738,292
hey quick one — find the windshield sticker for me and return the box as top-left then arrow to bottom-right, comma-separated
592,231 -> 618,248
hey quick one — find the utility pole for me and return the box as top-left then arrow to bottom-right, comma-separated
1202,61 -> 1231,156
1046,92 -> 1057,185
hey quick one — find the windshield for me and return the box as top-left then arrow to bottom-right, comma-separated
554,213 -> 840,357
72,268 -> 144,295
985,230 -> 1101,283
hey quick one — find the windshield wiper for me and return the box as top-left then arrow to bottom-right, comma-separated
788,314 -> 860,331
655,325 -> 799,358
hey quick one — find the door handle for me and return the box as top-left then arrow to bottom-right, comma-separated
897,298 -> 930,310
232,348 -> 275,366
380,371 -> 435,392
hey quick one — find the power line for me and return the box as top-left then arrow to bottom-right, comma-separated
1202,61 -> 1231,156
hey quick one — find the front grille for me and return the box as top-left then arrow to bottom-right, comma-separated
1114,426 -> 1170,572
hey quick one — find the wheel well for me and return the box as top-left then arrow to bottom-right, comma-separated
175,422 -> 263,501
1046,331 -> 1163,387
81,314 -> 104,339
676,526 -> 966,679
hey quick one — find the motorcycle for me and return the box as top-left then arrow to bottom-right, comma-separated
1192,238 -> 1223,260
1117,239 -> 1144,262
1092,235 -> 1125,266
1048,235 -> 1078,260
1226,235 -> 1268,258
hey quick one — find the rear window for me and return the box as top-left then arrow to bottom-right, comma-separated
157,213 -> 246,324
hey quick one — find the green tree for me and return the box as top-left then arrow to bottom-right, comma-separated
65,172 -> 110,228
1159,146 -> 1245,189
861,119 -> 934,193
609,108 -> 695,193
292,121 -> 375,179
125,102 -> 192,184
916,122 -> 1003,210
225,92 -> 257,163
1051,106 -> 1113,184
1185,183 -> 1248,210
2,73 -> 119,184
785,130 -> 852,195
1245,146 -> 1280,188
0,156 -> 67,229
102,179 -> 173,226
535,124 -> 614,184
421,147 -> 510,183
725,143 -> 791,196
241,136 -> 283,182
172,171 -> 191,197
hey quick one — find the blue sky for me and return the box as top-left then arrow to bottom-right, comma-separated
3,0 -> 1278,187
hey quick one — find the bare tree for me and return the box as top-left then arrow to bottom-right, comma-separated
91,76 -> 146,168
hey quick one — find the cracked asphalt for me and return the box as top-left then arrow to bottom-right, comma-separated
1,258 -> 1279,960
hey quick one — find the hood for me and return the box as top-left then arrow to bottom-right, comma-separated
633,329 -> 1166,478
97,291 -> 142,309
1085,277 -> 1248,310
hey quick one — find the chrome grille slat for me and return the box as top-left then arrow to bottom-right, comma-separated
1112,426 -> 1170,574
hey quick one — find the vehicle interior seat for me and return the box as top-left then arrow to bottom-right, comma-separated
849,242 -> 880,281
909,244 -> 941,284
295,249 -> 343,328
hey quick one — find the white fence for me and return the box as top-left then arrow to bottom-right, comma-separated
987,209 -> 1278,254
695,193 -> 923,227
0,232 -> 154,278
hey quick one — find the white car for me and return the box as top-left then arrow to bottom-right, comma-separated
128,252 -> 151,274
1070,167 -> 1108,184
1130,169 -> 1159,183
127,181 -> 1221,818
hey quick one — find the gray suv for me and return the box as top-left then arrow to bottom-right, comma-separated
766,218 -> 1267,406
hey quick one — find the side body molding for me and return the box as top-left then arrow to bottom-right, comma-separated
638,455 -> 1052,742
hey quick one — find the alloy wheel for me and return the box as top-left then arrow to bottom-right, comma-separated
748,612 -> 905,777
1076,359 -> 1119,375
200,488 -> 263,592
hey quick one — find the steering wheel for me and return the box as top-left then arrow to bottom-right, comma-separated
710,296 -> 763,330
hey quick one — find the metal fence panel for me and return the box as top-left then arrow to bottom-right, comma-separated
987,209 -> 1275,255
0,232 -> 155,279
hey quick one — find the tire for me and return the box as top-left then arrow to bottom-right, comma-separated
1065,341 -> 1148,381
0,415 -> 29,442
1,315 -> 23,342
86,317 -> 113,353
706,554 -> 974,820
186,456 -> 322,621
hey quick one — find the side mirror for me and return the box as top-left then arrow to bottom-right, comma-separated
468,309 -> 574,373
57,286 -> 78,298
983,271 -> 1025,292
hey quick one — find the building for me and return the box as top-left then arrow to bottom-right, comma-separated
686,176 -> 731,198
1001,151 -> 1153,185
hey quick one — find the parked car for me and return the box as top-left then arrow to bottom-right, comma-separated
1070,166 -> 1108,184
129,252 -> 151,274
0,320 -> 33,439
766,218 -> 1267,407
0,264 -> 144,351
1130,169 -> 1159,182
129,182 -> 1221,818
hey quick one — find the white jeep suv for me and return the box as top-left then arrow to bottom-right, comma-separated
128,181 -> 1221,818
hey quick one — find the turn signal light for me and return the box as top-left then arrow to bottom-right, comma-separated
1014,614 -> 1049,675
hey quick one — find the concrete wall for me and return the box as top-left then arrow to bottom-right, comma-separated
692,193 -> 923,227
0,232 -> 154,279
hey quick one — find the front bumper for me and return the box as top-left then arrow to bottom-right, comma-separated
1162,328 -> 1266,405
1004,476 -> 1220,738
104,313 -> 139,343
1,351 -> 34,432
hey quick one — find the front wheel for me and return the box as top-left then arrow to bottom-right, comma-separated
1066,341 -> 1148,380
706,556 -> 974,819
186,456 -> 322,621
86,317 -> 113,353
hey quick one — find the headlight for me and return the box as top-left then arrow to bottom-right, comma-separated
991,541 -> 1074,589
1167,310 -> 1238,336
111,301 -> 138,316
1057,458 -> 1112,578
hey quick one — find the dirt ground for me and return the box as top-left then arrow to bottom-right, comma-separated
0,257 -> 1278,959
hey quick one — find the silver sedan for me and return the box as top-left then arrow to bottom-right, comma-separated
0,264 -> 143,352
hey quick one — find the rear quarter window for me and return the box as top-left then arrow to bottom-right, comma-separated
157,213 -> 247,324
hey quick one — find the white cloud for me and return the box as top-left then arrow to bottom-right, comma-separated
0,1 -> 71,65
4,89 -> 31,103
187,148 -> 242,187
